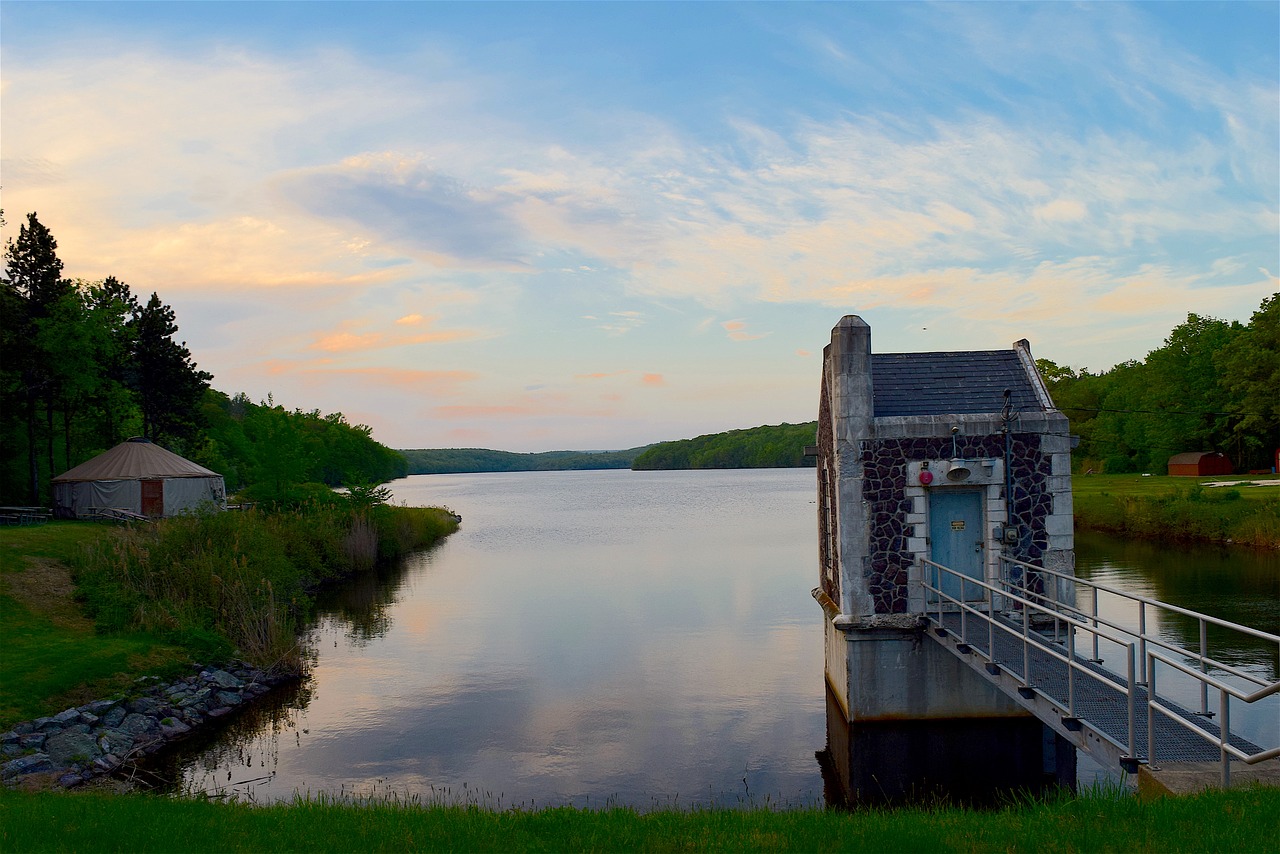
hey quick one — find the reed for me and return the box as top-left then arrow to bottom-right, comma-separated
1074,485 -> 1280,549
72,503 -> 459,672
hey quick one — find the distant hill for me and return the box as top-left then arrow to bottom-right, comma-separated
631,422 -> 818,470
399,447 -> 646,475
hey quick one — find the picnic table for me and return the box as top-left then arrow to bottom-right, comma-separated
0,506 -> 52,526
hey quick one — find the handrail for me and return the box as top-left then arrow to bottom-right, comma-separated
919,556 -> 1279,785
920,557 -> 1141,760
1001,555 -> 1280,645
1000,554 -> 1279,713
998,565 -> 1271,690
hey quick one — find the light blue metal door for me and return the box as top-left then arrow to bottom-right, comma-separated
929,490 -> 984,602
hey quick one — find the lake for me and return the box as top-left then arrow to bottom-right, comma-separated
160,469 -> 1278,806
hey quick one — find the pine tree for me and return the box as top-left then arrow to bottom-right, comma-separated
127,292 -> 212,447
2,213 -> 70,501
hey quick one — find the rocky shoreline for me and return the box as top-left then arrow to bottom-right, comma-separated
1,662 -> 295,790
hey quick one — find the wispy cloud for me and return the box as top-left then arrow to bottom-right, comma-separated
308,317 -> 476,353
721,320 -> 768,342
1,3 -> 1273,449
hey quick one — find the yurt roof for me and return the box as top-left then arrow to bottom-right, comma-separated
53,438 -> 220,482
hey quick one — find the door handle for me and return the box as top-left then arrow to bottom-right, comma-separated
974,541 -> 983,552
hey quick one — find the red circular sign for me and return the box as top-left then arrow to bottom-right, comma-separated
919,470 -> 934,485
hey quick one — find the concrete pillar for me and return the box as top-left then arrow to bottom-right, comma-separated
827,316 -> 874,618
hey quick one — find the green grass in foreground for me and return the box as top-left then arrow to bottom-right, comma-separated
1,786 -> 1278,853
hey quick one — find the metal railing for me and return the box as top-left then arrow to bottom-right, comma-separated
920,556 -> 1280,786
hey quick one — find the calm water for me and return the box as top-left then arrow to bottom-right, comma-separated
162,470 -> 1278,805
169,469 -> 824,807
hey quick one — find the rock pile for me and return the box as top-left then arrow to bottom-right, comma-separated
1,662 -> 293,789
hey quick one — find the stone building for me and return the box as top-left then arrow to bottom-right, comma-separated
814,315 -> 1076,803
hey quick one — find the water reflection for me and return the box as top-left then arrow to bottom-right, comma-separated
1076,530 -> 1280,680
317,547 -> 443,647
163,470 -> 827,809
153,474 -> 1277,809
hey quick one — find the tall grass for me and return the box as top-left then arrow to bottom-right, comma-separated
1074,485 -> 1280,548
73,502 -> 459,672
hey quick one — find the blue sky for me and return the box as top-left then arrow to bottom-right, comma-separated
3,2 -> 1276,451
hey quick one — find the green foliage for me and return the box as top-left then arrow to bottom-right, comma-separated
632,422 -> 817,470
196,391 -> 408,495
1042,294 -> 1278,474
0,523 -> 191,727
72,504 -> 459,672
1072,476 -> 1280,548
345,482 -> 393,514
127,292 -> 212,446
400,447 -> 644,475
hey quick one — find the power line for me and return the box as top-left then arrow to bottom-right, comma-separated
1056,405 -> 1266,418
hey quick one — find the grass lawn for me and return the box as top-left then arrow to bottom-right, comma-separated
1,785 -> 1278,853
1072,472 -> 1280,501
0,522 -> 189,728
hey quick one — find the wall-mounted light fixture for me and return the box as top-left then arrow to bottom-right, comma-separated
947,426 -> 971,482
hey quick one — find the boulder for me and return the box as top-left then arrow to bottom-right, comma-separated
206,669 -> 244,690
2,753 -> 52,780
96,729 -> 135,756
45,730 -> 102,766
81,700 -> 118,716
119,713 -> 160,738
158,718 -> 191,739
127,697 -> 162,716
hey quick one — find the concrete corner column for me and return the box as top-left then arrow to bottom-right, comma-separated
828,316 -> 875,618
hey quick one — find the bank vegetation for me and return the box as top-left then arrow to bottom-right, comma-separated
73,494 -> 458,673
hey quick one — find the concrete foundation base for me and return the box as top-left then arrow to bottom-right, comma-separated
1138,760 -> 1280,799
827,619 -> 1029,722
821,618 -> 1075,805
819,682 -> 1077,806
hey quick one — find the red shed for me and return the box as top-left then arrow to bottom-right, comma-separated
1167,452 -> 1233,477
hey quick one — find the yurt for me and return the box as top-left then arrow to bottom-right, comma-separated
52,437 -> 226,519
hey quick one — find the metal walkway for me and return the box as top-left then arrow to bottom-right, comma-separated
921,556 -> 1280,787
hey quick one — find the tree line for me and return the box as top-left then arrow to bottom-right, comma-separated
631,422 -> 818,470
1,212 -> 406,505
401,447 -> 643,475
1038,294 -> 1278,474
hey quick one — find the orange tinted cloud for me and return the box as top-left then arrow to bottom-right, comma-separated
721,319 -> 768,341
308,317 -> 475,353
641,373 -> 665,386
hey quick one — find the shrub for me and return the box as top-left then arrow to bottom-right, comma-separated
74,503 -> 459,673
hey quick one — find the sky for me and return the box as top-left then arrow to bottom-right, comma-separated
2,2 -> 1277,452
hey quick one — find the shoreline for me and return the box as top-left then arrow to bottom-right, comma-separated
2,662 -> 298,791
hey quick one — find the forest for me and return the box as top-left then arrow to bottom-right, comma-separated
400,447 -> 644,475
0,212 -> 407,505
1035,293 -> 1278,474
631,422 -> 818,470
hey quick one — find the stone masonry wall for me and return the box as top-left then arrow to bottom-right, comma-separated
860,432 -> 1054,614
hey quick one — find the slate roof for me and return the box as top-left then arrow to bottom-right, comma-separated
870,350 -> 1047,417
53,438 -> 220,482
